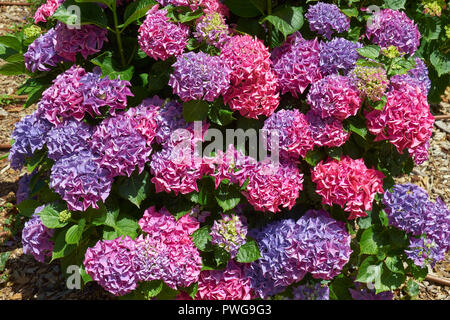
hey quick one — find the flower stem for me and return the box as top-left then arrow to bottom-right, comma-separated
111,4 -> 126,67
267,0 -> 272,50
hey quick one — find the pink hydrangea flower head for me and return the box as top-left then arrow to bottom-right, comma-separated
311,156 -> 385,219
306,111 -> 350,148
307,75 -> 362,121
34,0 -> 63,23
124,100 -> 160,145
138,5 -> 189,61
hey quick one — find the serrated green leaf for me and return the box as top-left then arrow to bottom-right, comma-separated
140,280 -> 163,299
215,183 -> 241,212
116,170 -> 150,208
65,219 -> 85,244
356,256 -> 383,284
430,51 -> 450,77
356,45 -> 380,60
360,227 -> 378,255
236,240 -> 260,263
341,7 -> 358,17
115,217 -> 139,239
39,203 -> 68,229
263,6 -> 304,38
191,226 -> 212,251
122,0 -> 157,29
304,148 -> 326,166
0,252 -> 10,272
406,279 -> 419,297
384,256 -> 404,274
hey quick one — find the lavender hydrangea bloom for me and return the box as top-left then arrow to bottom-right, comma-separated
9,111 -> 53,170
292,282 -> 329,300
169,51 -> 231,102
210,214 -> 247,258
422,197 -> 450,251
24,28 -> 63,72
319,38 -> 362,76
390,58 -> 431,95
50,150 -> 113,211
22,206 -> 54,263
46,119 -> 92,161
305,2 -> 350,40
155,100 -> 186,146
405,237 -> 446,268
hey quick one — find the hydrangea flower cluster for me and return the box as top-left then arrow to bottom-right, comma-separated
138,5 -> 189,60
366,8 -> 421,55
16,173 -> 33,204
210,213 -> 247,257
365,83 -> 434,164
22,206 -> 54,263
272,33 -> 322,97
390,58 -> 431,95
221,35 -> 280,118
350,65 -> 389,101
292,283 -> 329,300
34,0 -> 63,23
312,156 -> 385,219
405,237 -> 446,268
194,12 -> 230,48
319,38 -> 362,76
305,110 -> 350,148
305,2 -> 350,40
169,51 -> 231,102
24,28 -> 62,72
422,0 -> 446,16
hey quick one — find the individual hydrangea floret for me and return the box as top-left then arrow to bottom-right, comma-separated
405,237 -> 446,268
34,0 -> 63,23
50,150 -> 113,211
366,8 -> 421,55
196,261 -> 253,300
169,51 -> 231,102
194,12 -> 230,48
138,5 -> 189,60
45,119 -> 92,161
305,111 -> 350,148
54,22 -> 108,62
210,213 -> 247,258
307,75 -> 362,121
319,38 -> 362,76
350,65 -> 389,101
305,2 -> 350,40
390,58 -> 431,95
311,156 -> 385,219
24,28 -> 63,72
292,282 -> 329,300
22,206 -> 54,263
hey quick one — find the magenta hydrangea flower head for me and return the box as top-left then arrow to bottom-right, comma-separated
243,158 -> 304,213
262,109 -> 314,160
124,101 -> 160,146
390,58 -> 431,95
54,22 -> 108,62
196,261 -> 253,300
311,156 -> 385,219
366,8 -> 421,55
9,111 -> 53,170
221,35 -> 280,119
292,282 -> 329,300
272,34 -> 322,97
46,119 -> 92,161
286,210 -> 352,280
349,283 -> 394,300
319,38 -> 362,76
194,12 -> 230,48
24,28 -> 63,73
138,5 -> 189,61
365,82 -> 434,164
305,2 -> 350,40
307,75 -> 362,121
34,0 -> 63,23
169,51 -> 231,102
305,111 -> 350,148
84,236 -> 139,296
350,65 -> 389,101
210,213 -> 247,258
405,237 -> 446,268
50,150 -> 113,211
22,206 -> 54,263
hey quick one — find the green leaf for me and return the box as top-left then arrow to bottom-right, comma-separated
52,0 -> 108,28
360,227 -> 379,255
175,8 -> 204,23
347,26 -> 362,41
91,51 -> 135,81
430,51 -> 450,77
356,256 -> 383,284
341,7 -> 358,17
358,215 -> 372,229
407,262 -> 428,282
75,0 -> 113,6
249,0 -> 266,15
236,240 -> 260,263
26,150 -> 46,173
115,217 -> 139,239
191,226 -> 212,251
384,256 -> 404,274
0,61 -> 26,76
378,265 -> 405,293
140,280 -> 163,299
65,219 -> 86,245
348,121 -> 368,139
383,0 -> 406,10
356,45 -> 380,60
263,6 -> 304,38
406,279 -> 419,297
0,35 -> 22,52
213,246 -> 230,267
116,170 -> 150,208
183,100 -> 209,122
329,276 -> 353,300
304,148 -> 326,166
215,183 -> 241,211
79,266 -> 92,284
122,0 -> 157,29
156,282 -> 178,300
0,252 -> 10,272
39,203 -> 68,229
17,199 -> 41,218
91,200 -> 119,227
51,228 -> 76,261
224,0 -> 261,18
388,57 -> 415,76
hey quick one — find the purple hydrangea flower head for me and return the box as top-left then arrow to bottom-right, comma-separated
22,206 -> 54,263
194,12 -> 230,48
366,9 -> 421,55
305,2 -> 350,40
16,173 -> 34,204
169,51 -> 231,102
84,236 -> 139,296
287,209 -> 352,280
24,28 -> 63,72
319,38 -> 362,76
349,283 -> 394,300
50,150 -> 113,211
54,22 -> 108,61
210,213 -> 247,258
154,100 -> 186,146
405,236 -> 446,268
350,65 -> 389,101
46,119 -> 92,161
292,282 -> 329,300
9,111 -> 53,170
422,197 -> 450,251
306,110 -> 350,148
390,58 -> 431,95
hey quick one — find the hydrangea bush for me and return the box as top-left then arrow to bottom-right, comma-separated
3,0 -> 450,300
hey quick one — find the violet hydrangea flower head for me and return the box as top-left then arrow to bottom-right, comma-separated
390,58 -> 431,95
292,282 -> 329,300
366,8 -> 421,56
350,65 -> 389,101
286,209 -> 352,280
305,2 -> 350,40
196,261 -> 253,300
306,110 -> 350,148
84,236 -> 139,296
16,173 -> 34,204
169,51 -> 231,102
50,149 -> 113,211
54,22 -> 108,62
152,100 -> 186,146
307,75 -> 362,121
34,0 -> 63,23
24,28 -> 63,73
194,12 -> 230,48
46,119 -> 92,161
22,206 -> 54,263
272,35 -> 322,97
9,111 -> 53,170
405,236 -> 446,268
210,213 -> 247,258
319,38 -> 362,76
138,5 -> 189,61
